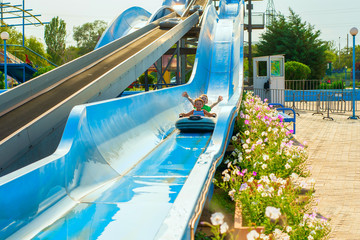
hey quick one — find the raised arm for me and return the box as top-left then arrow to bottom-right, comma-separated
209,96 -> 223,109
182,91 -> 194,105
203,110 -> 216,118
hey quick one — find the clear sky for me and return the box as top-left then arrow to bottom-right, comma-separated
4,0 -> 360,49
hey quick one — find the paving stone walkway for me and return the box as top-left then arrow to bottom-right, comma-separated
295,110 -> 360,240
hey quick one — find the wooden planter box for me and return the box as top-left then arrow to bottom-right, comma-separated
234,202 -> 265,239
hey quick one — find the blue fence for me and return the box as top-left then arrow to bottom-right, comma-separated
285,89 -> 360,102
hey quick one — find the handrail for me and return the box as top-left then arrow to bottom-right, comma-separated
0,44 -> 57,67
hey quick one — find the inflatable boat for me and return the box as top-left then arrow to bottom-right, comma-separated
175,115 -> 216,132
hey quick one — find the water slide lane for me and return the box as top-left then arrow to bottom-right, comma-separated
31,132 -> 212,239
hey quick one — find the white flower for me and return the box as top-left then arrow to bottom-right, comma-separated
273,229 -> 282,235
261,131 -> 267,137
246,138 -> 251,144
286,226 -> 292,233
220,222 -> 229,234
228,189 -> 235,200
245,149 -> 251,154
260,176 -> 270,184
223,173 -> 230,182
265,206 -> 281,220
269,173 -> 277,182
285,163 -> 291,169
224,159 -> 230,164
257,184 -> 264,192
210,212 -> 224,225
232,136 -> 237,141
243,143 -> 249,149
309,178 -> 316,185
268,127 -> 272,132
290,173 -> 299,181
261,164 -> 267,169
307,235 -> 314,240
232,151 -> 237,156
260,234 -> 269,240
262,154 -> 269,161
247,230 -> 260,240
248,177 -> 254,183
245,130 -> 250,135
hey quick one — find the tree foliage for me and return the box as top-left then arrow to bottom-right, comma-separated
257,9 -> 327,80
138,73 -> 156,84
285,61 -> 311,80
44,16 -> 67,65
73,20 -> 107,55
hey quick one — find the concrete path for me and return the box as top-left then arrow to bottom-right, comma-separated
295,110 -> 360,239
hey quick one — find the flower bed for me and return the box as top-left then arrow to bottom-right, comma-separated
201,92 -> 330,240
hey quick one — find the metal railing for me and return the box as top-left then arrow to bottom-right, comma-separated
0,44 -> 57,68
249,83 -> 359,114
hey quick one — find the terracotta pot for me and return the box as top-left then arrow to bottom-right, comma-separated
234,202 -> 265,239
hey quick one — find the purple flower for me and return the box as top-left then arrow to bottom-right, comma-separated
240,183 -> 248,191
253,171 -> 257,176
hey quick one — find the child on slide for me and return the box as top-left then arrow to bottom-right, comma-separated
179,98 -> 216,118
182,92 -> 223,112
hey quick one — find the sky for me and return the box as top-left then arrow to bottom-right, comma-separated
3,0 -> 360,49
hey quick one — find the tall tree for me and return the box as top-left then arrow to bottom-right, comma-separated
25,36 -> 49,67
44,16 -> 67,65
73,20 -> 107,55
257,9 -> 327,80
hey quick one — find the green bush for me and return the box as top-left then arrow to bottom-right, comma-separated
285,61 -> 311,80
318,80 -> 344,89
33,66 -> 56,78
138,73 -> 156,84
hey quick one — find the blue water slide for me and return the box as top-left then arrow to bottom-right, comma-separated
0,1 -> 244,239
96,0 -> 189,49
95,7 -> 151,49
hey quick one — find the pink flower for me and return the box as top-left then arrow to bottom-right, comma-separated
245,120 -> 250,124
253,171 -> 257,176
278,115 -> 284,122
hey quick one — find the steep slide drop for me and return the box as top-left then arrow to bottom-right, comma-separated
0,1 -> 244,239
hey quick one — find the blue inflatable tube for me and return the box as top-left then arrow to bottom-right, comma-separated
175,115 -> 217,132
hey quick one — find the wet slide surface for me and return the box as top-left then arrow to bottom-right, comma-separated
31,131 -> 211,239
0,28 -> 168,141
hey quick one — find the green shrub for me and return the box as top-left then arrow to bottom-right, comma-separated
138,73 -> 156,84
318,80 -> 344,89
285,61 -> 311,80
33,66 -> 56,78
